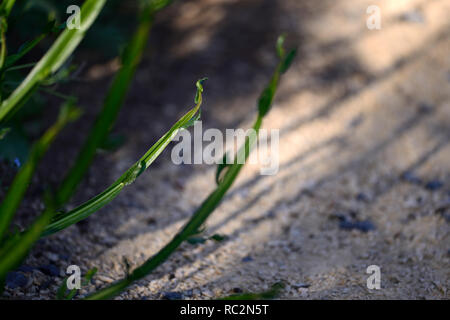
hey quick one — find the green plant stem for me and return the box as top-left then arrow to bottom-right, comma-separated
0,0 -> 106,123
0,25 -> 6,70
84,36 -> 296,300
0,104 -> 80,293
55,3 -> 161,208
0,102 -> 81,241
0,202 -> 55,293
0,0 -> 16,17
41,79 -> 205,237
85,116 -> 261,300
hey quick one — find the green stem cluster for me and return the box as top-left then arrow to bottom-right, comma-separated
85,36 -> 296,300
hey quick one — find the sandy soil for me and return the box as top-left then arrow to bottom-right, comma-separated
2,0 -> 449,299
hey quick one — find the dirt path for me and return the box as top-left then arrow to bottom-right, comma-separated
3,0 -> 449,299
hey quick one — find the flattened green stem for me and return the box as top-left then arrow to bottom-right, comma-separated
0,0 -> 106,123
41,79 -> 206,237
0,23 -> 6,70
85,36 -> 296,300
86,113 -> 261,301
0,0 -> 15,72
55,0 -> 176,208
0,204 -> 54,290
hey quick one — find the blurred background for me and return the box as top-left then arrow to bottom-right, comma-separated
1,0 -> 449,299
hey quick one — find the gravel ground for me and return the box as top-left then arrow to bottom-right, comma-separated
2,0 -> 449,299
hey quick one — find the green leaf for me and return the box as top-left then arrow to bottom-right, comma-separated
210,234 -> 227,242
215,152 -> 230,185
0,0 -> 106,123
82,267 -> 98,286
42,79 -> 206,237
276,34 -> 286,59
147,0 -> 175,11
280,48 -> 297,74
187,237 -> 206,245
258,35 -> 296,117
56,267 -> 98,300
56,277 -> 68,299
2,33 -> 47,71
258,84 -> 276,118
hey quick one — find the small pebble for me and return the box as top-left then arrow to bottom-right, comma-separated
16,265 -> 34,273
293,283 -> 311,289
38,264 -> 60,277
13,158 -> 21,168
356,193 -> 370,203
6,272 -> 28,289
184,289 -> 194,297
162,291 -> 183,300
97,275 -> 114,283
339,218 -> 376,232
399,11 -> 425,24
424,180 -> 443,191
45,252 -> 59,262
401,171 -> 422,184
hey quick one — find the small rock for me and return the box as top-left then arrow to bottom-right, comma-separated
401,171 -> 422,184
424,180 -> 443,191
59,254 -> 70,261
417,102 -> 433,114
38,264 -> 60,277
184,289 -> 194,297
39,279 -> 53,290
45,252 -> 59,262
6,272 -> 28,289
293,283 -> 310,289
339,217 -> 376,232
97,275 -> 114,283
348,114 -> 364,128
161,291 -> 183,300
399,11 -> 425,24
16,265 -> 34,273
13,158 -> 21,168
356,193 -> 370,203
